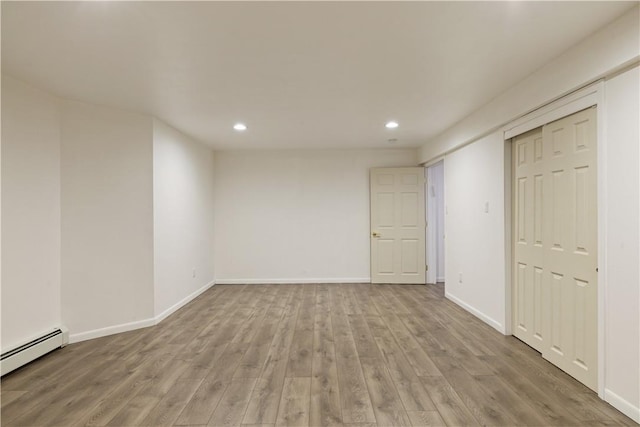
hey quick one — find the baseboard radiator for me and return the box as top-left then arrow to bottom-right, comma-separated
1,327 -> 69,376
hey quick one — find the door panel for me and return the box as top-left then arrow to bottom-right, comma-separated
513,107 -> 598,391
377,193 -> 395,226
513,128 -> 545,352
533,266 -> 543,341
401,192 -> 419,225
542,107 -> 598,390
401,239 -> 419,274
370,168 -> 426,284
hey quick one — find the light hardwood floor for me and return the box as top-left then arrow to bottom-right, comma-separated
1,283 -> 637,426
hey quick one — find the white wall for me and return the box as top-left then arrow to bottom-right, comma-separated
1,76 -> 62,351
153,119 -> 215,318
1,78 -> 218,346
419,7 -> 640,420
61,100 -> 155,340
603,66 -> 640,418
419,6 -> 639,164
442,86 -> 640,418
214,149 -> 417,283
443,133 -> 507,332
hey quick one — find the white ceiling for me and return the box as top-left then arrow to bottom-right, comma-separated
1,1 -> 634,150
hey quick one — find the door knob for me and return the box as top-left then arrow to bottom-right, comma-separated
372,231 -> 381,237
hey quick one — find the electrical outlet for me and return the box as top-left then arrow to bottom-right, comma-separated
459,272 -> 463,283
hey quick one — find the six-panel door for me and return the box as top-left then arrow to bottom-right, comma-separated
370,167 -> 426,284
513,107 -> 598,391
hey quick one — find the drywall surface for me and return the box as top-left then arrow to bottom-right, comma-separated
61,100 -> 154,338
419,6 -> 639,164
1,75 -> 62,351
603,66 -> 640,420
214,149 -> 418,283
153,119 -> 215,317
443,132 -> 507,332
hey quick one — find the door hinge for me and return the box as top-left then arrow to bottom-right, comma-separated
426,265 -> 429,271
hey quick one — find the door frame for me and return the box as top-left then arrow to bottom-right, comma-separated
425,163 -> 441,284
424,157 -> 445,286
425,167 -> 436,284
502,81 -> 606,398
426,160 -> 445,285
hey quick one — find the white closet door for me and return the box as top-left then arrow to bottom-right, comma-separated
542,107 -> 598,390
513,107 -> 598,391
513,127 -> 546,352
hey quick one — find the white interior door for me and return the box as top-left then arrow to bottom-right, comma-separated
513,107 -> 598,391
370,167 -> 426,284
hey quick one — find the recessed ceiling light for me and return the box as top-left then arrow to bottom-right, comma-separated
385,121 -> 399,129
233,123 -> 247,131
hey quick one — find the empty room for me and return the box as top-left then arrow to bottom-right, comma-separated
1,1 -> 639,426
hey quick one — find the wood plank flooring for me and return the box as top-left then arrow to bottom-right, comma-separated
1,283 -> 637,426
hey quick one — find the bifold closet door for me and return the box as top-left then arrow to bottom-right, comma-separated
513,107 -> 598,391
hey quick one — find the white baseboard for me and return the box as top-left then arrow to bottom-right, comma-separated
437,276 -> 445,282
70,280 -> 215,344
155,280 -> 215,323
605,388 -> 640,423
445,291 -> 505,334
215,277 -> 371,284
69,318 -> 155,343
